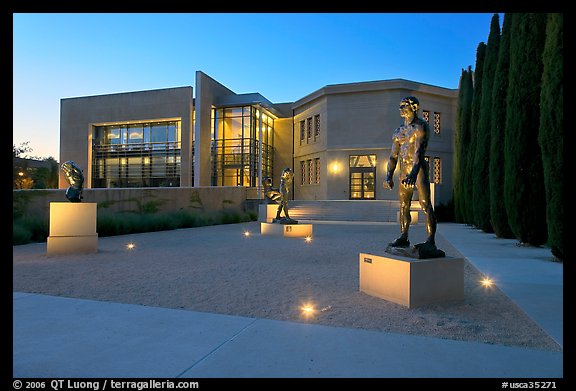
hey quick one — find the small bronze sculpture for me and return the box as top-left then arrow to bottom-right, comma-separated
61,160 -> 84,202
385,96 -> 445,259
263,168 -> 298,224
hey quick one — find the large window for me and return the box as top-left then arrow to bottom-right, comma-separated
92,120 -> 181,188
211,106 -> 274,187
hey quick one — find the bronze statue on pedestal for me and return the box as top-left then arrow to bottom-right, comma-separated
263,168 -> 298,224
385,96 -> 445,259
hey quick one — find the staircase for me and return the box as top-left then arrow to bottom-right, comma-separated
283,200 -> 422,223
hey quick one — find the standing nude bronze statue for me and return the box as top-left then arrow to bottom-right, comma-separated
263,168 -> 298,224
385,96 -> 445,258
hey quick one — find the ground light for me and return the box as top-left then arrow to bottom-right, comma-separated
126,242 -> 136,250
304,236 -> 312,243
243,231 -> 251,237
480,276 -> 494,288
300,303 -> 316,317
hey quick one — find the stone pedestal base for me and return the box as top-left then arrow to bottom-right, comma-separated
47,202 -> 98,254
258,204 -> 280,223
359,252 -> 464,308
261,223 -> 313,238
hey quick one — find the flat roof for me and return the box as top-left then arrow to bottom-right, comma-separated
292,78 -> 458,109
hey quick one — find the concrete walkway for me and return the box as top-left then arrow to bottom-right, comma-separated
13,223 -> 564,379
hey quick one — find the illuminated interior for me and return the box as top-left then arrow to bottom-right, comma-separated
210,106 -> 275,187
92,120 -> 181,188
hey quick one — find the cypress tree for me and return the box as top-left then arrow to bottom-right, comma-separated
490,13 -> 515,239
504,13 -> 548,246
539,13 -> 563,259
465,42 -> 486,225
454,67 -> 474,223
472,14 -> 500,232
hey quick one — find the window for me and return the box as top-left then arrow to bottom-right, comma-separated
314,158 -> 320,184
306,117 -> 312,140
300,161 -> 306,185
211,106 -> 274,187
422,110 -> 430,124
433,157 -> 442,184
433,112 -> 441,134
307,159 -> 313,185
314,114 -> 320,140
92,120 -> 181,188
300,120 -> 305,143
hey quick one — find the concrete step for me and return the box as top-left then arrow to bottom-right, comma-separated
282,200 -> 421,223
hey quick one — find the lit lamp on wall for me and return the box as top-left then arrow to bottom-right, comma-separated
330,161 -> 341,175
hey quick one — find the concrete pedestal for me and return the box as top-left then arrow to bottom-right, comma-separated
47,202 -> 98,254
258,204 -> 281,223
261,223 -> 313,238
359,252 -> 464,308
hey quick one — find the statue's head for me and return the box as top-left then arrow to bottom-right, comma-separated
281,168 -> 293,180
61,161 -> 84,188
399,96 -> 420,113
61,161 -> 84,202
262,177 -> 273,188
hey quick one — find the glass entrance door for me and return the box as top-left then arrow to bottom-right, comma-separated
349,155 -> 376,200
350,169 -> 375,199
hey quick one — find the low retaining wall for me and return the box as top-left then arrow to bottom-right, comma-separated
14,187 -> 251,222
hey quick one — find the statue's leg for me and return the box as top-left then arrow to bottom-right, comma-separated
283,201 -> 290,218
276,204 -> 283,219
416,173 -> 437,245
390,184 -> 412,247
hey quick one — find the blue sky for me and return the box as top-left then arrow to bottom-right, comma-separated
13,13 -> 501,160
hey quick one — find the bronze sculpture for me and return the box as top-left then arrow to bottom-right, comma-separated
61,160 -> 84,202
263,168 -> 298,224
385,96 -> 445,258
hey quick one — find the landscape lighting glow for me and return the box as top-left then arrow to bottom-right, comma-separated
301,303 -> 316,316
480,277 -> 494,287
126,243 -> 136,250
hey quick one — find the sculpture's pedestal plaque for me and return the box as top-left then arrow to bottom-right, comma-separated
47,202 -> 98,254
359,252 -> 464,308
261,223 -> 313,238
258,204 -> 279,223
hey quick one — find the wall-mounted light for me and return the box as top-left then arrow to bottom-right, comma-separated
330,162 -> 341,174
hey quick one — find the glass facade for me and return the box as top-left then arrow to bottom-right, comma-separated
211,106 -> 274,187
92,121 -> 181,188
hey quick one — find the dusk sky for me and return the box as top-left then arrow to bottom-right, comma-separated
13,13 -> 502,160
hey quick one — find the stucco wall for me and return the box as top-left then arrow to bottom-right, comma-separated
59,86 -> 194,188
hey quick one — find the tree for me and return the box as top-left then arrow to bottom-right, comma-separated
472,14 -> 500,233
489,13 -> 515,239
453,67 -> 474,223
464,42 -> 486,225
504,13 -> 548,246
539,13 -> 563,259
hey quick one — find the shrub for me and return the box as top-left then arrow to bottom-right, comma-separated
14,208 -> 258,245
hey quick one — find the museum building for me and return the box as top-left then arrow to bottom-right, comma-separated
59,71 -> 458,206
